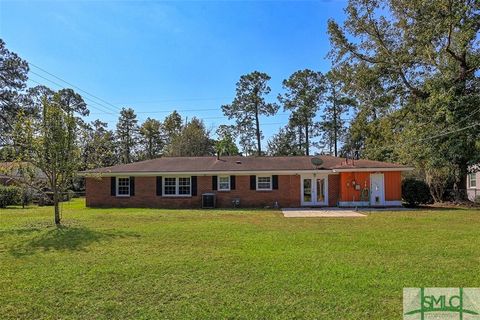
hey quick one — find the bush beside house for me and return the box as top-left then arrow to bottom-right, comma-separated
0,185 -> 21,208
402,178 -> 433,207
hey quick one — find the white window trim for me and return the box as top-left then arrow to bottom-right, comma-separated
256,175 -> 272,191
163,176 -> 192,197
116,176 -> 130,197
468,173 -> 477,189
217,176 -> 231,191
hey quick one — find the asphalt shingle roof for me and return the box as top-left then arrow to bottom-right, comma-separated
81,156 -> 409,174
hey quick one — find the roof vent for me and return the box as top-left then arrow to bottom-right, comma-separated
236,160 -> 242,164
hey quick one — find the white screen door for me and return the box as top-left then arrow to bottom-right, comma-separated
370,173 -> 385,206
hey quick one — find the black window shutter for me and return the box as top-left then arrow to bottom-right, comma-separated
129,177 -> 135,196
272,175 -> 279,190
191,176 -> 197,196
250,175 -> 256,190
230,175 -> 236,190
111,177 -> 116,196
156,176 -> 162,196
212,176 -> 218,190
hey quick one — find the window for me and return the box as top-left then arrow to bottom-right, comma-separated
164,177 -> 177,195
178,177 -> 191,195
257,176 -> 272,190
468,173 -> 477,188
117,177 -> 130,196
218,176 -> 230,191
163,177 -> 191,196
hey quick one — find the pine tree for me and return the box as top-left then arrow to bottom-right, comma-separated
319,72 -> 355,156
278,69 -> 326,155
116,107 -> 138,163
139,117 -> 164,160
222,71 -> 278,156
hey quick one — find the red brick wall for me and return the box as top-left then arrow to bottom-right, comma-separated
86,175 -> 302,209
328,174 -> 340,206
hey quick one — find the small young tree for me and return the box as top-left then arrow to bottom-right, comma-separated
222,71 -> 278,156
13,92 -> 79,225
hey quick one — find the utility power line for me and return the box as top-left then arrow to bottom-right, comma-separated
29,62 -> 122,112
26,62 -> 357,134
89,108 -> 221,115
28,77 -> 119,115
29,71 -> 118,114
112,97 -> 234,104
370,122 -> 480,153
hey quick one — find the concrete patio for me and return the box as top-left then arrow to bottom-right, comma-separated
282,206 -> 412,217
282,208 -> 367,218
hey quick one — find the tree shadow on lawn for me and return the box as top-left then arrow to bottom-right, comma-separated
7,226 -> 139,257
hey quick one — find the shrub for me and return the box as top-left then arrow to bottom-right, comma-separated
402,178 -> 433,207
0,185 -> 22,208
24,191 -> 33,205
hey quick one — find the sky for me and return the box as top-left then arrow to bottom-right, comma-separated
0,0 -> 348,149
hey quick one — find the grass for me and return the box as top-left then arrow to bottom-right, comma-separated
1,199 -> 479,319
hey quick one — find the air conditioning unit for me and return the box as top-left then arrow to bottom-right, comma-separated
202,193 -> 216,209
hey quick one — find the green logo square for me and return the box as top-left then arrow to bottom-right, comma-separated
404,288 -> 480,320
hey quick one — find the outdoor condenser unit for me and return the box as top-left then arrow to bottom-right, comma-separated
202,193 -> 216,209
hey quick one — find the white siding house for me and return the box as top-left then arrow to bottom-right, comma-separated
467,170 -> 479,202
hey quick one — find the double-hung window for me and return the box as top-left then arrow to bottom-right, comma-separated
164,177 -> 177,195
218,176 -> 230,191
163,177 -> 191,196
117,177 -> 130,196
178,177 -> 191,195
257,176 -> 272,190
468,173 -> 477,189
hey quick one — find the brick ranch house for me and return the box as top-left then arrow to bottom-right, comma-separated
81,155 -> 413,208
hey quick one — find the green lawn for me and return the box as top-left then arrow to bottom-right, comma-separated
1,199 -> 479,319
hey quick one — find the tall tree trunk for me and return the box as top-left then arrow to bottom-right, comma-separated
305,124 -> 309,156
255,105 -> 261,156
148,136 -> 153,159
457,162 -> 469,200
333,87 -> 338,157
52,185 -> 61,225
298,126 -> 303,153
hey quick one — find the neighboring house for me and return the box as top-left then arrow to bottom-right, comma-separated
0,162 -> 46,186
81,156 -> 413,208
0,162 -> 18,185
467,168 -> 479,202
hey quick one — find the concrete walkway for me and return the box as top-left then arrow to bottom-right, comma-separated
282,208 -> 367,218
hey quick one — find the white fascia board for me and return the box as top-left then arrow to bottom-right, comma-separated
82,169 -> 335,177
332,167 -> 414,173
